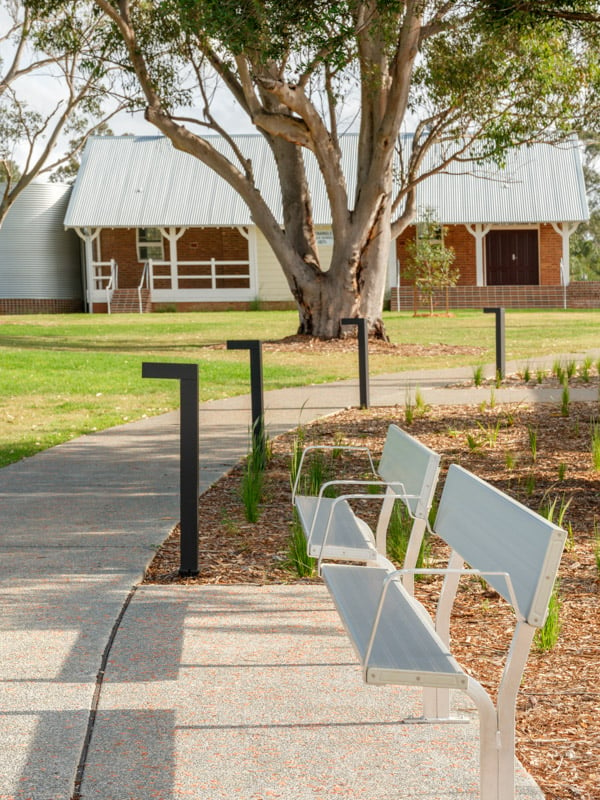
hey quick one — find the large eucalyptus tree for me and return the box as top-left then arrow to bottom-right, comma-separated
28,0 -> 600,336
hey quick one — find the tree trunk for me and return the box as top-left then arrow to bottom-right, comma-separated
357,199 -> 392,340
293,198 -> 393,339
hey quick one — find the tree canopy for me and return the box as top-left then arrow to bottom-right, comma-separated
24,0 -> 600,335
0,0 -> 128,224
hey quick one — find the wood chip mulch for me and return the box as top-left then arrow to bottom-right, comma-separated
144,392 -> 600,800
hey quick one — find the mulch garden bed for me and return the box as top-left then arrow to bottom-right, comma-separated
144,384 -> 600,800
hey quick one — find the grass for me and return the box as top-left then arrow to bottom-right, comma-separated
594,521 -> 600,577
387,502 -> 430,572
527,426 -> 538,463
286,512 -> 317,578
2,308 -> 600,467
534,584 -> 562,652
591,421 -> 600,471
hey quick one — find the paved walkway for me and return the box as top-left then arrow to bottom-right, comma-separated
1,353 -> 598,800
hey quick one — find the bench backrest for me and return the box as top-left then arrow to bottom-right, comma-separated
378,424 -> 440,520
434,464 -> 566,627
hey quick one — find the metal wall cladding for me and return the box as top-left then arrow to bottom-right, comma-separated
64,133 -> 589,231
0,183 -> 81,299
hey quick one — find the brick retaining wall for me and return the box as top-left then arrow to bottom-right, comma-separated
390,284 -> 600,311
0,299 -> 83,315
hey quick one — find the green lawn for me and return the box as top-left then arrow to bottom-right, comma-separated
1,309 -> 599,467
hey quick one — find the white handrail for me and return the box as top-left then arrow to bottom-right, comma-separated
137,260 -> 152,313
105,259 -> 118,314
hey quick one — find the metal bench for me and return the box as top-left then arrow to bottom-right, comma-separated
321,464 -> 567,800
291,424 -> 441,581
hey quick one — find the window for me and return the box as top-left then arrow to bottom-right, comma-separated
137,228 -> 164,261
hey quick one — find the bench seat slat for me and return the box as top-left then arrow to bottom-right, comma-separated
295,495 -> 378,561
321,564 -> 468,690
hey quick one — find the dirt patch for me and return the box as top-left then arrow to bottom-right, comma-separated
144,399 -> 600,800
210,333 -> 485,359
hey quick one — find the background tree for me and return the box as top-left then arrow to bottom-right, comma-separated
0,0 -> 128,225
28,1 -> 600,337
404,210 -> 458,316
570,136 -> 600,279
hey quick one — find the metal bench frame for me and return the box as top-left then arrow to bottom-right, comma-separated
322,464 -> 567,800
292,424 -> 441,585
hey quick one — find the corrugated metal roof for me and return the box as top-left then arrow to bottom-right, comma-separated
413,137 -> 589,224
64,133 -> 588,229
0,183 -> 81,298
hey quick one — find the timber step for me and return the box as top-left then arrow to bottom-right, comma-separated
110,288 -> 151,313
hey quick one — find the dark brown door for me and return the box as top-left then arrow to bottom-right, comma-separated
485,230 -> 539,285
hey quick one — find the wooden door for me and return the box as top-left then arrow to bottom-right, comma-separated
485,230 -> 539,285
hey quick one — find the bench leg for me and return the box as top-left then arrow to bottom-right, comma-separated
404,687 -> 468,724
469,679 -> 517,800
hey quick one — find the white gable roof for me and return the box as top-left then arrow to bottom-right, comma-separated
64,133 -> 588,229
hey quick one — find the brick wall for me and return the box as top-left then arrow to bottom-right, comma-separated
395,224 -> 476,286
99,227 -> 249,289
0,299 -> 83,314
396,223 -> 565,288
539,225 -> 563,285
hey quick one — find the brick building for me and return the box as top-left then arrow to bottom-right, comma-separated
62,134 -> 590,314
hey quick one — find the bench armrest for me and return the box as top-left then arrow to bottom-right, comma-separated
364,567 -> 523,672
291,445 -> 377,501
315,484 -> 420,567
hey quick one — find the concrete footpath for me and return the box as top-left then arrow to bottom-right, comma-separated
1,354 -> 597,800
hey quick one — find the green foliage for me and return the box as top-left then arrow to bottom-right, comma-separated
590,420 -> 600,470
286,511 -> 317,578
404,211 -> 458,316
594,521 -> 600,577
240,448 -> 264,523
580,356 -> 593,382
535,584 -> 562,652
527,426 -> 538,462
387,502 -> 430,574
472,365 -> 484,387
539,493 -> 572,529
561,384 -> 571,417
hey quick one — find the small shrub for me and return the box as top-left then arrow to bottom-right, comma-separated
527,426 -> 538,463
566,360 -> 577,380
523,364 -> 531,383
477,418 -> 501,447
286,513 -> 316,578
535,584 -> 562,652
581,357 -> 593,383
405,391 -> 415,425
505,451 -> 516,470
387,503 -> 430,573
414,387 -> 429,417
466,432 -> 482,452
536,367 -> 545,385
558,462 -> 567,481
553,359 -> 565,384
540,494 -> 572,528
241,451 -> 264,523
289,427 -> 305,491
594,521 -> 600,577
561,384 -> 570,417
591,421 -> 600,471
472,365 -> 484,387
